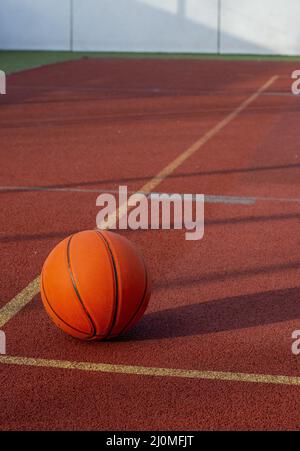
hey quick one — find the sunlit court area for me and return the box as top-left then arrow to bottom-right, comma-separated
1,0 -> 300,435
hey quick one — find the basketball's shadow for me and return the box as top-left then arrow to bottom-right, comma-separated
122,286 -> 300,341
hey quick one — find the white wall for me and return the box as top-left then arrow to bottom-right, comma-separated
0,0 -> 299,55
220,0 -> 300,55
73,0 -> 218,53
0,0 -> 70,50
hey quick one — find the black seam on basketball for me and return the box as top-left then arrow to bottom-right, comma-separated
119,255 -> 149,336
41,271 -> 89,336
95,231 -> 119,339
89,334 -> 107,340
67,235 -> 96,338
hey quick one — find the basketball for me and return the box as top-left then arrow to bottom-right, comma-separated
40,230 -> 151,340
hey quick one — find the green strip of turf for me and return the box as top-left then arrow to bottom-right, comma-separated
0,51 -> 82,74
1,50 -> 300,74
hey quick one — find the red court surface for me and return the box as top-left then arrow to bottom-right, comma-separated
1,58 -> 300,430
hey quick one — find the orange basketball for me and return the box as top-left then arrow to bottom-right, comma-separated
40,230 -> 151,340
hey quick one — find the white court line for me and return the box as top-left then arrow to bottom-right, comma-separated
0,186 -> 255,205
2,185 -> 300,205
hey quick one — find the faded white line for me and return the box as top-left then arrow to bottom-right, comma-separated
3,185 -> 300,206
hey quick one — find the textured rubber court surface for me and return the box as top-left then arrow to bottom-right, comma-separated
1,57 -> 300,430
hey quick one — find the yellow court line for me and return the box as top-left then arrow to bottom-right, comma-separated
0,277 -> 40,328
0,75 -> 278,329
0,354 -> 299,386
107,75 -> 278,228
140,76 -> 278,194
